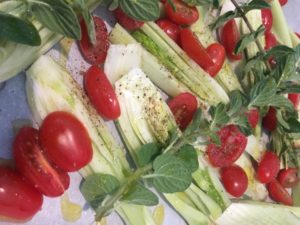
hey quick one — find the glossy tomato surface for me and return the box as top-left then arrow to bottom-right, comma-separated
168,92 -> 198,130
261,9 -> 273,33
265,32 -> 278,50
257,151 -> 280,184
205,43 -> 226,77
207,125 -> 247,167
84,66 -> 121,120
220,165 -> 248,197
39,111 -> 93,172
279,0 -> 288,6
268,180 -> 293,206
114,8 -> 144,30
156,19 -> 180,44
78,16 -> 109,65
246,108 -> 260,129
277,168 -> 299,188
13,127 -> 70,197
262,107 -> 277,131
0,166 -> 43,221
288,93 -> 300,109
165,0 -> 199,25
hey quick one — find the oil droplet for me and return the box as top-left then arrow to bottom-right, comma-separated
59,38 -> 74,68
153,205 -> 165,225
60,193 -> 82,222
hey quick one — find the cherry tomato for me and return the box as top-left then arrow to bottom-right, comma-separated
265,32 -> 278,50
257,151 -> 280,184
296,32 -> 300,39
220,165 -> 248,197
261,9 -> 273,33
78,16 -> 109,65
279,0 -> 288,6
13,127 -> 70,197
0,166 -> 43,221
168,92 -> 198,130
262,106 -> 277,131
114,8 -> 144,31
220,19 -> 242,61
268,180 -> 293,206
207,125 -> 247,167
165,0 -> 199,26
288,93 -> 300,109
84,66 -> 121,120
205,43 -> 226,77
156,19 -> 180,44
246,108 -> 260,129
277,168 -> 299,188
39,111 -> 93,172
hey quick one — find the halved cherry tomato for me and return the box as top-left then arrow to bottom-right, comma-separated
220,165 -> 248,197
165,0 -> 199,26
205,43 -> 226,77
262,106 -> 277,131
0,166 -> 43,221
78,16 -> 109,65
114,8 -> 144,31
246,108 -> 260,129
84,66 -> 121,120
156,19 -> 180,44
13,127 -> 70,197
257,151 -> 280,184
279,0 -> 288,6
220,19 -> 242,61
268,180 -> 293,206
277,168 -> 299,188
207,125 -> 247,167
39,111 -> 93,172
167,92 -> 198,130
261,9 -> 273,33
288,93 -> 300,109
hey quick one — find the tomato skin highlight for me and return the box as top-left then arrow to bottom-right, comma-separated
262,107 -> 277,131
39,111 -> 93,172
279,0 -> 288,6
246,108 -> 260,129
257,151 -> 280,184
165,0 -> 199,26
207,125 -> 247,167
167,92 -> 198,130
0,166 -> 43,221
84,66 -> 121,120
13,127 -> 70,197
205,43 -> 226,77
78,16 -> 109,65
156,19 -> 180,44
220,165 -> 248,197
288,93 -> 300,109
277,168 -> 299,188
114,8 -> 144,30
268,180 -> 293,206
261,9 -> 273,33
220,19 -> 242,61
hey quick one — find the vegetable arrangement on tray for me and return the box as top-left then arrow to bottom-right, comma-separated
1,0 -> 300,224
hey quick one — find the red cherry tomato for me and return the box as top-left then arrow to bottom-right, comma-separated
265,32 -> 278,50
279,0 -> 288,6
156,19 -> 180,44
205,43 -> 226,77
165,0 -> 199,26
296,32 -> 300,39
0,166 -> 43,221
268,180 -> 293,206
246,108 -> 260,129
78,16 -> 109,65
167,92 -> 198,130
220,165 -> 248,197
220,19 -> 242,61
13,127 -> 70,197
257,151 -> 280,184
207,125 -> 248,167
288,93 -> 300,109
261,9 -> 273,33
39,111 -> 93,172
84,66 -> 121,120
262,107 -> 277,131
114,8 -> 144,31
277,168 -> 299,188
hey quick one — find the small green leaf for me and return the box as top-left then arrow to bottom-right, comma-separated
30,0 -> 81,39
176,144 -> 199,172
249,79 -> 276,107
0,12 -> 41,46
184,109 -> 202,136
209,103 -> 230,130
109,0 -> 119,10
264,45 -> 295,59
209,132 -> 221,145
183,0 -> 213,6
210,11 -> 238,30
121,183 -> 158,206
228,91 -> 247,116
119,0 -> 160,21
278,82 -> 300,94
137,143 -> 162,167
152,154 -> 192,193
242,0 -> 270,13
269,95 -> 294,112
244,56 -> 265,74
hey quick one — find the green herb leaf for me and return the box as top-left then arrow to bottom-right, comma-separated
249,78 -> 276,107
137,143 -> 162,167
264,45 -> 295,59
121,183 -> 158,206
228,91 -> 247,116
244,55 -> 265,74
109,0 -> 119,10
242,0 -> 270,13
209,132 -> 221,145
176,144 -> 199,172
30,0 -> 81,40
152,154 -> 192,193
210,11 -> 238,30
119,0 -> 160,21
183,0 -> 213,6
278,81 -> 300,94
0,12 -> 41,46
184,109 -> 202,136
209,103 -> 230,130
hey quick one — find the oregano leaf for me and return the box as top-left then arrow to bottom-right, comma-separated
137,143 -> 162,167
176,144 -> 199,172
